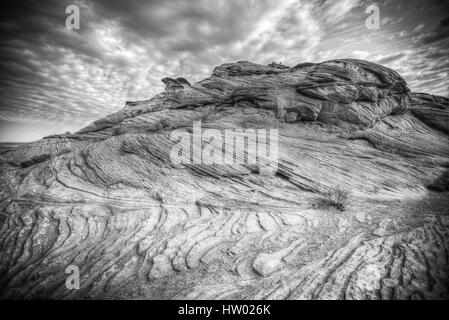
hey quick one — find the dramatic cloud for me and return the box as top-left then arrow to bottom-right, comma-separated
0,0 -> 448,141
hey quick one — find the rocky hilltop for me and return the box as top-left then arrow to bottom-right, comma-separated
1,59 -> 448,299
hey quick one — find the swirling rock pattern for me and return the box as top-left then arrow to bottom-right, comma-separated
0,59 -> 448,299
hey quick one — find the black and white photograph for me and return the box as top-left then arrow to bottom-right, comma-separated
0,0 -> 448,308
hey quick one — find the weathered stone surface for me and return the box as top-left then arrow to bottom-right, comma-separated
410,92 -> 449,134
0,59 -> 448,300
284,112 -> 298,123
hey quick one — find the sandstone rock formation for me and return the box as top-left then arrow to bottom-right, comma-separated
0,59 -> 448,299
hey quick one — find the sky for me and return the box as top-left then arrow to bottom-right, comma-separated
0,0 -> 448,142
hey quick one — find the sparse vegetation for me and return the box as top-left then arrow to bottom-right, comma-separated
320,186 -> 351,212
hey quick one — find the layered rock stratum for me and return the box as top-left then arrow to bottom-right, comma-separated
1,59 -> 448,299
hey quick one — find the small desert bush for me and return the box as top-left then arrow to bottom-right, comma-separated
321,186 -> 351,212
427,171 -> 449,192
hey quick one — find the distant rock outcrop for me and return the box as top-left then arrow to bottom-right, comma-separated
0,59 -> 448,299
